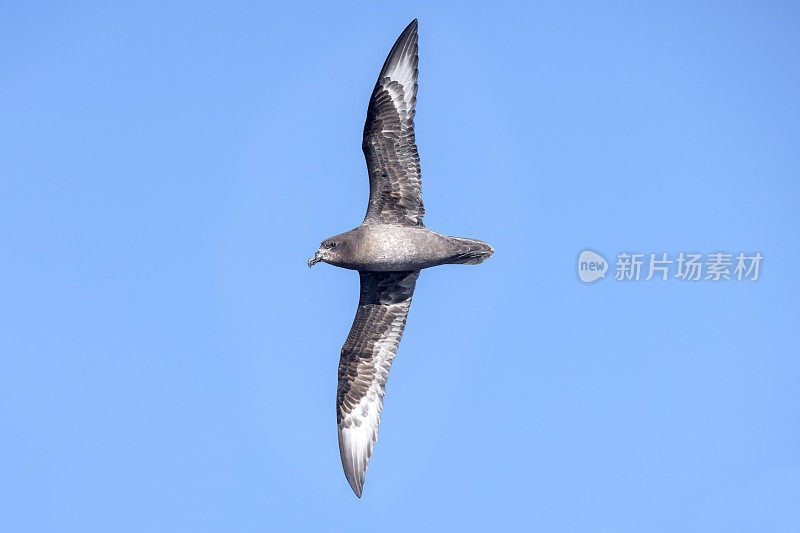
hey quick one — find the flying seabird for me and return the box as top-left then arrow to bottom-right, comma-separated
308,19 -> 494,497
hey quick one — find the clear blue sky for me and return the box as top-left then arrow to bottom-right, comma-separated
2,1 -> 799,531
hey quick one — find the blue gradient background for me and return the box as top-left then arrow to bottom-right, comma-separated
2,2 -> 799,531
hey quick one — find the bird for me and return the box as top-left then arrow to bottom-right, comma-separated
308,19 -> 494,498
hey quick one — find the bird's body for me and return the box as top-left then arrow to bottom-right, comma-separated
308,19 -> 493,497
317,224 -> 493,271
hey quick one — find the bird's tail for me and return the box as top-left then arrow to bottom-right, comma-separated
448,237 -> 495,265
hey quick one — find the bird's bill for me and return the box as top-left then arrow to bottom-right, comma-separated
308,251 -> 322,268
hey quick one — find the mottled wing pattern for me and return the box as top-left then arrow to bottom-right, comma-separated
362,19 -> 425,227
337,270 -> 420,497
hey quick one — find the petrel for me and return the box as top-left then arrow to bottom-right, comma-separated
308,19 -> 494,497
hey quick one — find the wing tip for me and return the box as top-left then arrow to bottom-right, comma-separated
402,19 -> 418,46
347,475 -> 364,498
395,18 -> 419,46
378,19 -> 419,79
338,427 -> 370,498
342,456 -> 366,498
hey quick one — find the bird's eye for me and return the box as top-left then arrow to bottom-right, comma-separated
330,242 -> 337,248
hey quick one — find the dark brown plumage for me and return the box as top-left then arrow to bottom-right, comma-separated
308,19 -> 493,497
363,20 -> 424,227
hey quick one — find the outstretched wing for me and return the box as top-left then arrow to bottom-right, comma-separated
362,19 -> 425,227
337,270 -> 419,497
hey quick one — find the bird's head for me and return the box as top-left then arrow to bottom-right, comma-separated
308,236 -> 349,268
